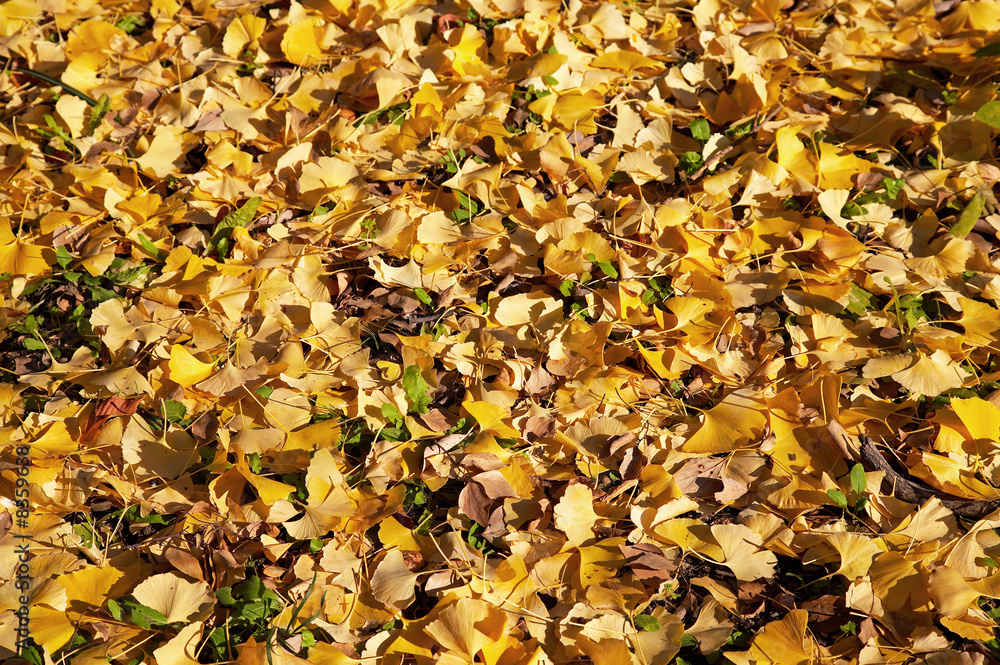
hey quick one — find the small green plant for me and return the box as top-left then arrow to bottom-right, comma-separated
210,572 -> 323,663
353,101 -> 411,127
441,148 -> 483,174
359,217 -> 379,246
725,117 -> 755,139
237,49 -> 262,77
641,276 -> 673,306
633,615 -> 660,631
843,284 -> 875,318
466,521 -> 497,555
208,197 -> 262,258
115,15 -> 147,34
402,365 -> 433,414
37,114 -> 75,154
107,596 -> 172,629
450,190 -> 482,223
403,480 -> 434,535
840,176 -> 906,219
379,403 -> 410,442
882,277 -> 933,338
507,84 -> 551,131
86,93 -> 111,136
689,118 -> 710,144
827,463 -> 868,520
413,287 -> 433,307
679,151 -> 703,175
586,253 -> 618,280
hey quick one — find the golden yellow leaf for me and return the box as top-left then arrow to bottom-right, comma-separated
168,345 -> 217,387
426,597 -> 506,661
710,523 -> 776,582
554,483 -> 600,547
223,14 -> 266,58
733,610 -> 819,665
152,621 -> 204,665
929,566 -> 981,619
681,389 -> 768,453
369,549 -> 420,610
0,221 -> 53,276
462,399 -> 520,439
132,573 -> 214,623
281,16 -> 324,67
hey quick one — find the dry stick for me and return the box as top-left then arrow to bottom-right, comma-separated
682,105 -> 783,183
858,434 -> 1000,520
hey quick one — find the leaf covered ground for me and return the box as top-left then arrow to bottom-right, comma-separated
5,0 -> 1000,663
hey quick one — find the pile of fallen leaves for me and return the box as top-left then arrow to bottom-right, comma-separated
5,0 -> 1000,662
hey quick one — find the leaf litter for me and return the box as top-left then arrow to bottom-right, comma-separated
4,0 -> 1000,663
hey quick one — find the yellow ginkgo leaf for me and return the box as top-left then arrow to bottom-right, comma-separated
462,400 -> 520,439
89,366 -> 154,397
283,418 -> 342,451
369,549 -> 420,610
864,350 -> 969,397
956,297 -> 1000,346
741,610 -> 819,665
168,345 -> 217,387
153,621 -> 204,665
553,483 -> 600,547
892,349 -> 970,397
804,531 -> 880,581
952,396 -> 1000,443
29,604 -> 77,654
223,14 -> 266,58
132,573 -> 214,623
426,597 -> 506,660
929,566 -> 981,619
710,523 -> 777,582
590,50 -> 664,75
817,142 -> 873,190
134,125 -> 197,178
681,388 -> 768,453
448,23 -> 488,77
0,221 -> 53,276
26,421 -> 79,457
281,16 -> 324,67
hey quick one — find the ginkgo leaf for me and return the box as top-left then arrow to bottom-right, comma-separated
134,125 -> 197,178
710,523 -> 776,582
426,597 -> 506,660
132,573 -> 214,623
463,400 -> 520,439
0,221 -> 53,275
369,549 -> 420,610
152,620 -> 204,665
951,396 -> 1000,442
553,483 -> 600,547
223,14 -> 266,59
956,297 -> 1000,347
803,532 -> 880,581
681,389 -> 768,453
58,565 -> 123,607
738,610 -> 817,665
28,605 -> 77,654
864,350 -> 970,397
590,50 -> 664,75
929,566 -> 982,620
282,17 -> 324,67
